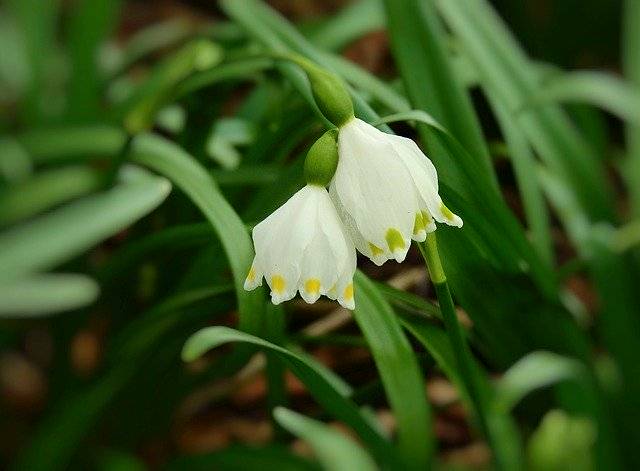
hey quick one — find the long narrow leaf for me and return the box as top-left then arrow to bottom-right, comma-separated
0,166 -> 103,226
400,314 -> 525,470
624,0 -> 640,217
435,0 -> 614,221
384,0 -> 495,186
0,166 -> 170,281
130,133 -> 263,335
274,407 -> 377,471
0,274 -> 99,317
182,326 -> 403,469
354,271 -> 432,469
527,71 -> 640,125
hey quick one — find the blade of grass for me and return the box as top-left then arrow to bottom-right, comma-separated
624,0 -> 640,217
0,165 -> 170,282
175,57 -> 274,99
274,407 -> 377,471
308,0 -> 383,52
130,133 -> 263,335
435,0 -> 614,222
263,304 -> 288,432
107,18 -> 194,78
490,96 -> 553,266
118,40 -> 223,134
495,351 -> 586,412
182,326 -> 403,469
526,71 -> 640,125
399,311 -> 524,470
18,125 -> 126,164
6,0 -> 59,123
354,271 -> 433,469
0,273 -> 99,317
66,0 -> 123,121
383,0 -> 496,187
0,137 -> 31,183
0,166 -> 103,226
589,226 -> 640,469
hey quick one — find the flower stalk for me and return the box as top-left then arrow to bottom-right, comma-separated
273,52 -> 354,128
420,232 -> 489,434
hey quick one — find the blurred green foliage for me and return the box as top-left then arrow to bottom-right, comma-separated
0,1 -> 638,470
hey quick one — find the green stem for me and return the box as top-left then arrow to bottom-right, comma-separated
420,233 -> 491,449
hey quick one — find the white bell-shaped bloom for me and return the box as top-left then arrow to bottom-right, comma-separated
330,118 -> 462,266
244,184 -> 357,309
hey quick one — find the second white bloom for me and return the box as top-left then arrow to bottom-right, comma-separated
245,184 -> 357,309
330,118 -> 463,266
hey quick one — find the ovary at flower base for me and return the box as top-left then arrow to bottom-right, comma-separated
330,117 -> 463,266
244,184 -> 357,309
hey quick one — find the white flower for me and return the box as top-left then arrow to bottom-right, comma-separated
330,118 -> 462,266
244,184 -> 357,309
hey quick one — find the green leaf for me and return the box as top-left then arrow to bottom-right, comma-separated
373,281 -> 441,320
0,165 -> 170,282
182,326 -> 402,469
526,71 -> 640,124
537,165 -> 591,256
495,351 -> 586,412
623,0 -> 640,217
18,125 -> 126,164
120,39 -> 224,133
0,137 -> 32,183
308,0 -> 383,52
274,407 -> 377,471
527,410 -> 596,471
588,227 -> 640,468
490,96 -> 553,266
66,0 -> 123,121
0,166 -> 103,226
5,0 -> 59,123
383,0 -> 495,187
130,134 -> 264,333
353,271 -> 433,469
107,19 -> 194,78
176,57 -> 274,99
435,0 -> 614,221
0,273 -> 99,317
400,314 -> 525,471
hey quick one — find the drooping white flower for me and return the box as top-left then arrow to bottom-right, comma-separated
244,184 -> 357,309
330,117 -> 462,266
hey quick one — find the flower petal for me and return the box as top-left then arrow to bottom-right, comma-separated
243,257 -> 263,291
388,134 -> 463,228
332,118 -> 417,264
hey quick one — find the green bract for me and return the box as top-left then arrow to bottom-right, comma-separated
288,55 -> 354,127
303,129 -> 339,186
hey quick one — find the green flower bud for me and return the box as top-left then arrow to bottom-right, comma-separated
289,56 -> 354,128
304,129 -> 339,186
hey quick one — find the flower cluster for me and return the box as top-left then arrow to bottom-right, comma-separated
244,61 -> 462,309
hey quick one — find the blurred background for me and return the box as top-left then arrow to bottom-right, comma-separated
0,1 -> 635,470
